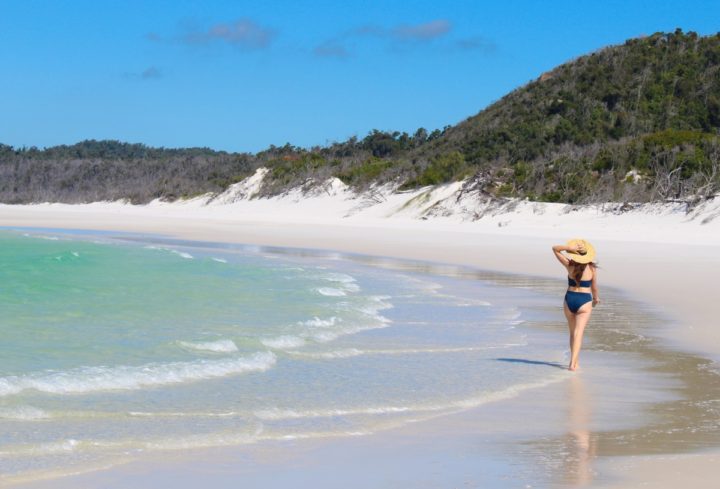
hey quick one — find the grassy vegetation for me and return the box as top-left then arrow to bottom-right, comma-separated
337,157 -> 394,186
400,152 -> 470,189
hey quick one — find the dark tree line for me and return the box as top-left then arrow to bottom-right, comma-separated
0,142 -> 253,203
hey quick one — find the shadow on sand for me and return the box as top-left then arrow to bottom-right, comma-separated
495,357 -> 567,370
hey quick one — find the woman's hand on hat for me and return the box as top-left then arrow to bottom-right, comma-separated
568,242 -> 584,253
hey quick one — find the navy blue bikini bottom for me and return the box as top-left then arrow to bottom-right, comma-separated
565,291 -> 592,313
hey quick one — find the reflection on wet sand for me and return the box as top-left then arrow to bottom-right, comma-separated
522,286 -> 720,486
562,375 -> 597,486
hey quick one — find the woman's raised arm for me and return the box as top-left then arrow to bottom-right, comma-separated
552,244 -> 572,267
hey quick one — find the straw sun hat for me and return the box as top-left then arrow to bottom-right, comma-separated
565,238 -> 596,264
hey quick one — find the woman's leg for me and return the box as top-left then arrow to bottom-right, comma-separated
569,304 -> 593,371
564,301 -> 576,364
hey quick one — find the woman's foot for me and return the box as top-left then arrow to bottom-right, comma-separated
569,363 -> 579,371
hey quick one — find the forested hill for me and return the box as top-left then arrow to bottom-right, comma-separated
1,29 -> 719,205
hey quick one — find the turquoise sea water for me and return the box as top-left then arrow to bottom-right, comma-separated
0,230 -> 567,482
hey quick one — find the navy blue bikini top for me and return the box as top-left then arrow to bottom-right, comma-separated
568,277 -> 592,287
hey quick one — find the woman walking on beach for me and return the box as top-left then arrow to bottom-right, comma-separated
552,239 -> 600,371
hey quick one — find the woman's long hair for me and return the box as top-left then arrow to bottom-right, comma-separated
570,260 -> 596,285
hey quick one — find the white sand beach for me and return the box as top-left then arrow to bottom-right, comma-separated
1,184 -> 719,488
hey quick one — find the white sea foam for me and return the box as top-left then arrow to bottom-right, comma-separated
267,306 -> 393,347
13,426 -> 364,457
141,431 -> 261,451
265,308 -> 391,349
0,428 -> 372,461
0,405 -> 50,420
317,287 -> 346,297
348,296 -> 393,325
358,295 -> 393,314
40,439 -> 80,453
260,335 -> 306,350
131,422 -> 266,451
177,339 -> 239,353
289,343 -> 528,360
211,257 -> 228,263
128,410 -> 238,418
331,296 -> 392,328
321,272 -> 360,292
299,316 -> 341,328
255,374 -> 567,422
451,376 -> 569,410
357,310 -> 392,323
296,295 -> 394,343
309,323 -> 389,343
0,439 -> 82,457
453,299 -> 492,306
289,348 -> 365,359
143,245 -> 193,259
131,426 -> 365,452
0,352 -> 275,396
254,405 -> 413,420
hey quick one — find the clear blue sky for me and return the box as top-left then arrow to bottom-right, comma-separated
1,0 -> 718,153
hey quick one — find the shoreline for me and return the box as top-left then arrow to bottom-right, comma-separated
3,228 -> 712,488
2,201 -> 719,360
1,203 -> 720,487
